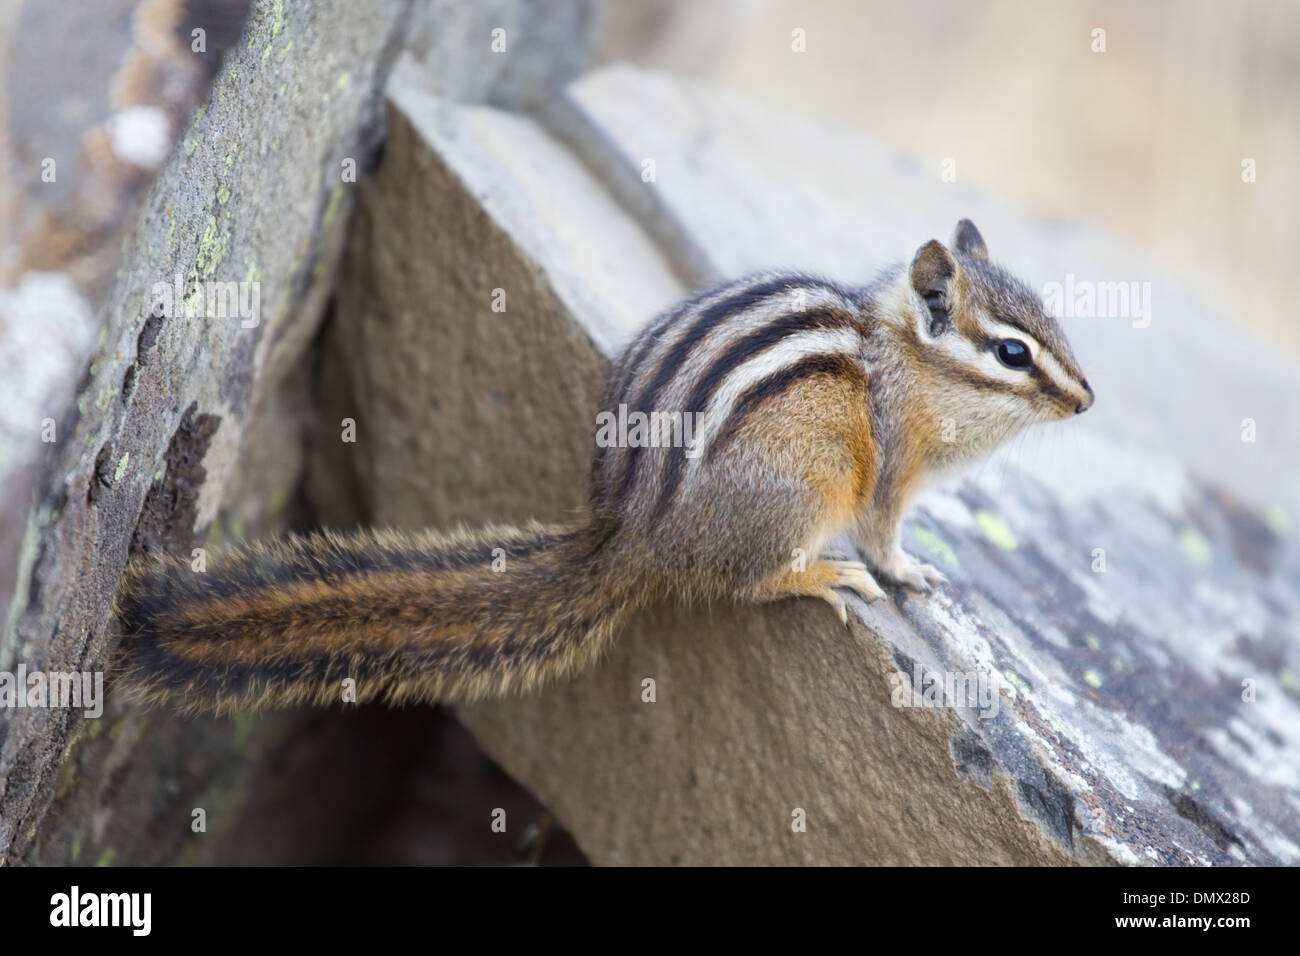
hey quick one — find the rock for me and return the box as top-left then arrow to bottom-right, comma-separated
0,0 -> 411,865
318,60 -> 1300,864
404,0 -> 596,109
0,0 -> 247,632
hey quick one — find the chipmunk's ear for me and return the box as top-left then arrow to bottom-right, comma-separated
951,219 -> 989,261
910,239 -> 959,336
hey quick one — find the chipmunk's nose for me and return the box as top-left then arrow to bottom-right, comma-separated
1075,380 -> 1094,414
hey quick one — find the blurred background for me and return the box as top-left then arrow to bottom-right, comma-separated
598,0 -> 1298,358
5,1 -> 1293,348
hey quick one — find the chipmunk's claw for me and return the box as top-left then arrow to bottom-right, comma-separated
817,589 -> 850,626
876,551 -> 948,592
828,559 -> 888,604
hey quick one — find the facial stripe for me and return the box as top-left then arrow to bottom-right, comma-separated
978,318 -> 1043,357
899,319 -> 1014,394
974,317 -> 1087,403
1027,365 -> 1071,405
1029,345 -> 1087,403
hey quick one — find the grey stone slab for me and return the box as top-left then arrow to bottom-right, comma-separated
390,64 -> 1299,864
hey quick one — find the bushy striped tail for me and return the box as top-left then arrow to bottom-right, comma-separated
111,520 -> 629,715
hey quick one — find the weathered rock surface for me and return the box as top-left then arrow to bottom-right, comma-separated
0,0 -> 411,865
321,59 -> 1300,865
0,0 -> 247,635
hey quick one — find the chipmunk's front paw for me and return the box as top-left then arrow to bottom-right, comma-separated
828,559 -> 888,603
876,550 -> 948,592
814,560 -> 887,626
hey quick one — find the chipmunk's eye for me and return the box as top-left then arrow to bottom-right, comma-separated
995,338 -> 1032,369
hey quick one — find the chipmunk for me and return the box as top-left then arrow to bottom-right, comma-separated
113,220 -> 1093,715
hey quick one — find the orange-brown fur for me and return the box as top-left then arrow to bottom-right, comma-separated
113,521 -> 643,715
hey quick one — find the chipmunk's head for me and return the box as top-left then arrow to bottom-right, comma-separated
893,219 -> 1093,454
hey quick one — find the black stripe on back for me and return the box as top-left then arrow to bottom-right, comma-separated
611,275 -> 848,508
704,352 -> 869,466
649,308 -> 863,518
612,281 -> 738,404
